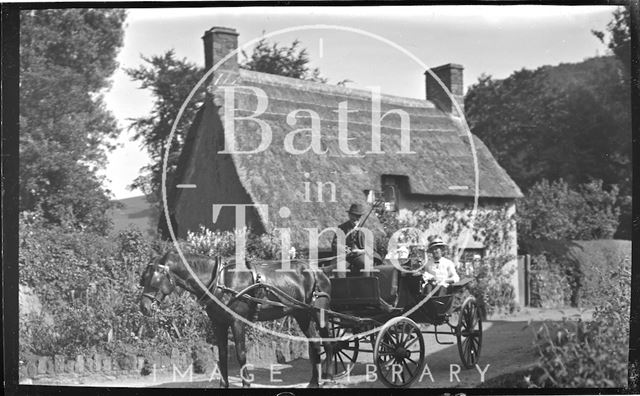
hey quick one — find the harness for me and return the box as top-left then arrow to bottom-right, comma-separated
191,257 -> 262,301
143,257 -> 327,313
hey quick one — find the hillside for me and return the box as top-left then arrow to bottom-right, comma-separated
109,195 -> 158,238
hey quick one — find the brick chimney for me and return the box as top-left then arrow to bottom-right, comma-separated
425,63 -> 464,116
202,27 -> 239,86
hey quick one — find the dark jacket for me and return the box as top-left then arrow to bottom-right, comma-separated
331,220 -> 366,256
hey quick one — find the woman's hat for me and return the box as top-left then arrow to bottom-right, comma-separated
427,237 -> 447,251
347,203 -> 365,216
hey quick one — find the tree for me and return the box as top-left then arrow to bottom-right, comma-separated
125,51 -> 205,206
127,38 -> 326,206
592,6 -> 631,76
240,38 -> 327,82
20,9 -> 126,234
465,8 -> 632,239
518,179 -> 620,245
591,6 -> 633,239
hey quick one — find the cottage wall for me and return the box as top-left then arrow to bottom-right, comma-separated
392,194 -> 521,305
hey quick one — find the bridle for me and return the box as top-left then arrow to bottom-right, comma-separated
140,256 -> 261,307
141,264 -> 176,304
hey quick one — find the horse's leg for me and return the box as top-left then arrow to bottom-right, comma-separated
293,313 -> 322,388
312,298 -> 335,379
214,324 -> 230,388
230,320 -> 250,388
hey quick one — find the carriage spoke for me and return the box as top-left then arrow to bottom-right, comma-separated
469,309 -> 477,328
398,324 -> 407,344
405,335 -> 420,350
465,306 -> 473,326
400,322 -> 409,344
383,358 -> 396,368
397,323 -> 404,344
463,338 -> 471,360
381,340 -> 394,350
402,360 -> 415,378
342,346 -> 359,351
391,326 -> 401,344
467,338 -> 476,363
471,336 -> 480,356
339,327 -> 346,338
407,356 -> 419,366
466,335 -> 475,352
339,350 -> 354,363
468,345 -> 477,363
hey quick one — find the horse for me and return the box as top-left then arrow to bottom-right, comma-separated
139,251 -> 334,388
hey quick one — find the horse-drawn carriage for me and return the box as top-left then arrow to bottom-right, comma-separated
316,260 -> 482,387
139,189 -> 482,389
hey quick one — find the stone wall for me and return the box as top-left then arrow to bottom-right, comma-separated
19,339 -> 310,382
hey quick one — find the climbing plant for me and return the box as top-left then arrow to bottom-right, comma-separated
376,201 -> 518,315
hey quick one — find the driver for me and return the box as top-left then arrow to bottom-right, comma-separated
331,203 -> 367,275
421,237 -> 459,295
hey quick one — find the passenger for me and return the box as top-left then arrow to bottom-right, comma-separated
421,237 -> 459,296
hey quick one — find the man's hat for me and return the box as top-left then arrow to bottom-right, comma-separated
347,203 -> 365,216
427,237 -> 447,251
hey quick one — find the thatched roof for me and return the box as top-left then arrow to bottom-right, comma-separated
174,69 -> 522,248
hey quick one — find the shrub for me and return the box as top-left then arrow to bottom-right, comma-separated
19,212 -> 213,360
467,255 -> 517,317
530,257 -> 630,388
525,239 -> 630,308
566,240 -> 631,307
518,179 -> 620,244
528,253 -> 572,308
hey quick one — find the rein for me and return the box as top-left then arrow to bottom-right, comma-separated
144,256 -> 323,313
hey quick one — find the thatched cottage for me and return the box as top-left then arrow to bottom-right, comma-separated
168,27 -> 523,297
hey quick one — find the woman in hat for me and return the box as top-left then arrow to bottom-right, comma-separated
421,237 -> 460,295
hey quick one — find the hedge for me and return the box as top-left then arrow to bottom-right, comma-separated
525,239 -> 630,308
530,255 -> 631,388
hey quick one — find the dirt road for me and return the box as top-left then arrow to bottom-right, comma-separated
38,308 -> 589,389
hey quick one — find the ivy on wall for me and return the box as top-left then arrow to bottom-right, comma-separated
376,201 -> 518,316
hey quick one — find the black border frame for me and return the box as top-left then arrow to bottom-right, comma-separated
2,1 -> 638,395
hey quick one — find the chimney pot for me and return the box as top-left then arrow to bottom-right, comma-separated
425,63 -> 464,116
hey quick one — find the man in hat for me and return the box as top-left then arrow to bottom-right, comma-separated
421,237 -> 459,295
331,203 -> 393,312
331,203 -> 368,275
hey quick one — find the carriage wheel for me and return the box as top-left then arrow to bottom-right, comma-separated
319,321 -> 359,378
456,296 -> 483,369
374,317 -> 425,388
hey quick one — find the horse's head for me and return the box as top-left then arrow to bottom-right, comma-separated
139,262 -> 176,316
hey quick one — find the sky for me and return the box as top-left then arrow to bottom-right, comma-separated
101,5 -> 617,199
